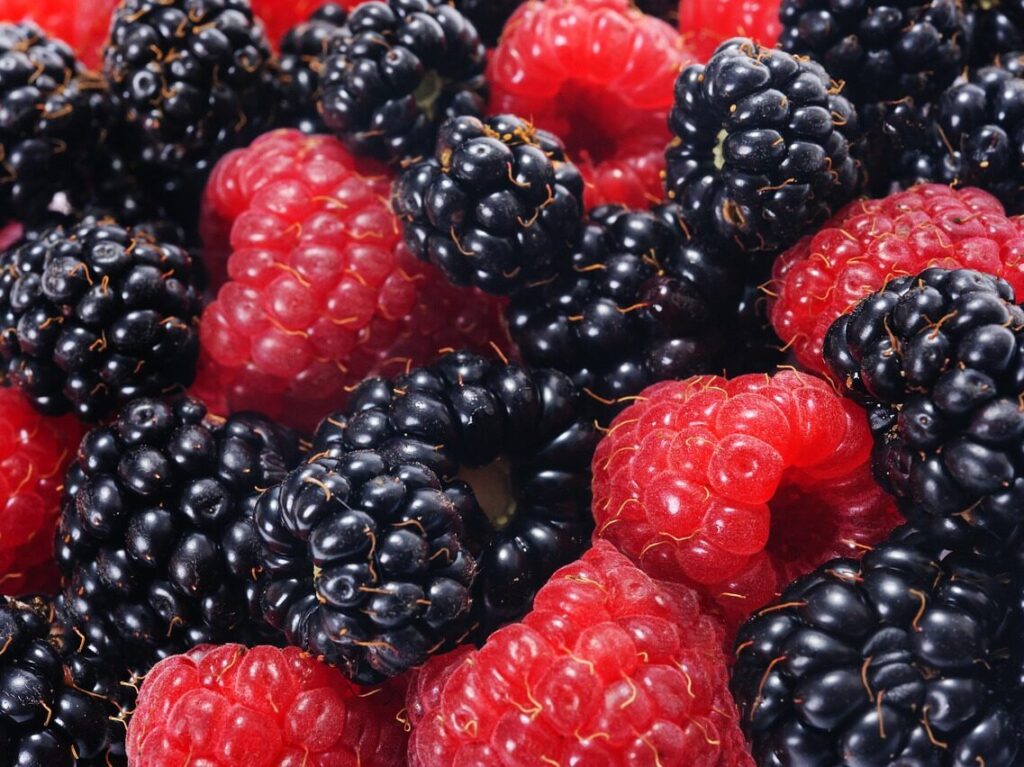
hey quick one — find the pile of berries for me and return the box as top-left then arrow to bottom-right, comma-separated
4,0 -> 1024,765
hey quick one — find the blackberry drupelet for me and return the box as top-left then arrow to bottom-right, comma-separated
255,351 -> 598,681
318,0 -> 487,163
635,0 -> 680,23
665,38 -> 861,254
778,0 -> 967,107
393,113 -> 585,294
0,22 -> 109,223
0,596 -> 117,767
55,397 -> 300,672
899,61 -> 1024,214
732,526 -> 1022,767
0,221 -> 201,421
825,268 -> 1024,548
965,0 -> 1024,64
103,0 -> 276,202
276,3 -> 348,135
453,0 -> 524,46
506,203 -> 740,424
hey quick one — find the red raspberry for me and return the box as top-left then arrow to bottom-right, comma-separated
126,644 -> 407,767
487,0 -> 693,209
0,388 -> 83,593
677,0 -> 780,61
592,370 -> 901,633
195,129 -> 508,432
407,541 -> 753,767
0,0 -> 116,67
770,184 -> 1024,378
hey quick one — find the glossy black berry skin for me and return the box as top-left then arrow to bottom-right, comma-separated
825,268 -> 1024,548
55,397 -> 300,673
394,114 -> 585,294
276,4 -> 348,135
0,222 -> 201,421
507,204 -> 741,424
453,0 -> 524,45
0,23 -> 109,223
899,61 -> 1024,214
319,0 -> 487,163
965,0 -> 1024,64
0,597 -> 117,767
665,38 -> 861,255
732,526 -> 1022,767
103,0 -> 276,198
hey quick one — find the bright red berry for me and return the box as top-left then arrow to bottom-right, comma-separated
591,370 -> 901,633
770,184 -> 1024,378
126,644 -> 408,767
677,0 -> 781,61
0,0 -> 117,67
194,129 -> 508,432
0,388 -> 83,593
487,0 -> 693,209
407,541 -> 753,767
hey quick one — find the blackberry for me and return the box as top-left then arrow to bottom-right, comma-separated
0,596 -> 117,766
732,525 -> 1022,767
318,0 -> 487,163
507,203 -> 740,424
393,113 -> 585,294
255,351 -> 598,681
898,61 -> 1024,214
825,268 -> 1024,548
453,0 -> 524,46
0,221 -> 202,421
635,0 -> 680,23
965,0 -> 1024,64
275,3 -> 348,135
665,38 -> 861,254
778,0 -> 968,107
55,397 -> 300,672
0,22 -> 109,224
103,0 -> 276,207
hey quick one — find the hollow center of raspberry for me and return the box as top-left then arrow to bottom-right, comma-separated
556,83 -> 640,165
458,458 -> 516,530
713,130 -> 728,170
765,477 -> 842,577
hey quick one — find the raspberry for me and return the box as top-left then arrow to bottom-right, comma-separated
770,184 -> 1024,379
0,0 -> 116,67
195,129 -> 508,432
677,0 -> 781,61
591,370 -> 901,632
407,541 -> 753,767
126,644 -> 408,767
0,388 -> 82,593
487,0 -> 693,209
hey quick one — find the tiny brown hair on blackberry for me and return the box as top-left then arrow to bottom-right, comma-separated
103,0 -> 276,205
732,525 -> 1023,766
255,351 -> 598,682
0,220 -> 202,421
55,396 -> 300,672
275,3 -> 348,135
393,113 -> 585,295
665,37 -> 862,255
825,267 -> 1024,549
0,22 -> 109,224
318,0 -> 488,163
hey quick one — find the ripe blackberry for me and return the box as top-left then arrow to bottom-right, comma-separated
665,38 -> 861,255
256,351 -> 598,681
0,0 -> 119,69
506,203 -> 739,424
0,221 -> 202,421
103,0 -> 276,205
825,267 -> 1024,550
0,595 -> 118,766
965,0 -> 1024,64
55,396 -> 300,672
636,0 -> 679,22
452,0 -> 524,45
732,526 -> 1022,766
393,114 -> 585,294
318,0 -> 488,163
275,3 -> 348,135
899,61 -> 1024,214
0,22 -> 109,223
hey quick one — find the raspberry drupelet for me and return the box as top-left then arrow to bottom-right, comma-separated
487,0 -> 694,209
677,0 -> 781,60
770,184 -> 1024,379
592,370 -> 901,633
125,643 -> 408,767
406,541 -> 754,767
